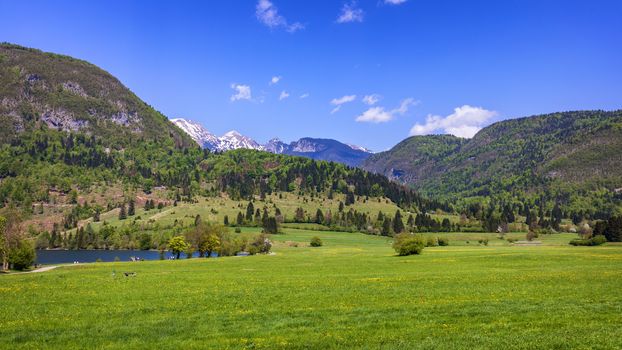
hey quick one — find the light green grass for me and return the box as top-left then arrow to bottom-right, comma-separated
2,229 -> 621,349
80,192 -> 477,235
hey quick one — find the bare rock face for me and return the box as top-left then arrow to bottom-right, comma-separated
41,109 -> 89,131
62,81 -> 87,98
0,43 -> 195,147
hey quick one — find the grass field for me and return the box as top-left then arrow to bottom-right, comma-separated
2,229 -> 622,349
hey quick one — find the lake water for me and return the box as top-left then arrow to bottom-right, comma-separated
35,250 -> 216,264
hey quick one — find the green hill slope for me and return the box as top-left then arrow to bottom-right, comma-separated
362,110 -> 622,217
0,43 -> 193,148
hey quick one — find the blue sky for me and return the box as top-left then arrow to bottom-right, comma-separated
1,0 -> 621,150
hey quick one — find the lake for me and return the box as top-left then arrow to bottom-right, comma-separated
35,249 -> 217,264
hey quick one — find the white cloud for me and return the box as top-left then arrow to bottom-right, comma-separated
256,0 -> 304,32
337,2 -> 364,23
362,94 -> 381,105
331,95 -> 357,105
355,98 -> 417,123
270,76 -> 281,85
279,91 -> 290,100
409,105 -> 497,138
384,0 -> 407,4
330,94 -> 357,113
300,93 -> 309,99
230,84 -> 252,102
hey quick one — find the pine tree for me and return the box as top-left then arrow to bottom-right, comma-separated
315,209 -> 324,224
393,210 -> 404,233
128,199 -> 135,216
118,204 -> 127,220
381,218 -> 392,236
236,211 -> 244,225
224,215 -> 229,226
245,202 -> 254,221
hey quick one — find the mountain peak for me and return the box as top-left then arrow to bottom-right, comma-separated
172,119 -> 373,166
223,130 -> 242,137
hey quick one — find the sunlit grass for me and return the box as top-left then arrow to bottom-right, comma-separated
1,229 -> 621,349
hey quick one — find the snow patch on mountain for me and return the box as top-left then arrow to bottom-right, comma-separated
171,118 -> 373,155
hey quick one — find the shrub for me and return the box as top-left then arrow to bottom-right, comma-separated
526,231 -> 538,241
591,235 -> 607,246
234,227 -> 241,233
393,233 -> 426,256
437,237 -> 449,246
426,236 -> 438,247
248,234 -> 272,255
478,238 -> 489,246
571,235 -> 607,246
310,236 -> 323,247
9,240 -> 36,271
569,239 -> 591,246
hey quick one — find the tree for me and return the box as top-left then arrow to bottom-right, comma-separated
551,203 -> 562,230
9,239 -> 35,271
0,216 -> 8,271
263,217 -> 279,234
315,209 -> 324,224
345,191 -> 355,206
604,216 -> 622,242
245,201 -> 254,221
118,204 -> 127,220
139,233 -> 152,250
185,223 -> 223,257
128,199 -> 135,216
223,215 -> 229,226
381,217 -> 392,236
168,236 -> 189,259
1,210 -> 32,271
236,211 -> 244,226
393,210 -> 404,234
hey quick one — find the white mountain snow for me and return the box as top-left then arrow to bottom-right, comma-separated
171,118 -> 373,156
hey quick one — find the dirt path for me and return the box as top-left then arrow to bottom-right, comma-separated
25,265 -> 59,273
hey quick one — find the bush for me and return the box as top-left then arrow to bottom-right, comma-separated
437,237 -> 449,246
393,233 -> 426,256
570,235 -> 607,246
9,240 -> 36,271
248,233 -> 272,255
426,236 -> 439,247
310,236 -> 323,247
569,239 -> 591,246
478,238 -> 489,246
234,227 -> 241,233
526,231 -> 538,241
591,235 -> 607,245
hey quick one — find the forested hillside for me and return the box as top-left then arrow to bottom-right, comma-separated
363,110 -> 622,219
0,44 -> 440,235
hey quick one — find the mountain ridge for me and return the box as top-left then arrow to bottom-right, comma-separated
171,117 -> 373,166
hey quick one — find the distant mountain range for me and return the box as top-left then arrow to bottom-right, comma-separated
172,118 -> 373,167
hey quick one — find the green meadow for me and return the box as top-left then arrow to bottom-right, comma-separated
2,229 -> 622,349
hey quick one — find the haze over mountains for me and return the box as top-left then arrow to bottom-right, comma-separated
172,118 -> 373,167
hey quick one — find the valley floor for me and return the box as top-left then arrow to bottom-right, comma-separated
1,229 -> 621,349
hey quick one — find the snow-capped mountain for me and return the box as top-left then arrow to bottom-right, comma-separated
219,130 -> 263,151
171,118 -> 373,166
263,138 -> 289,154
171,118 -> 221,149
172,119 -> 261,152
